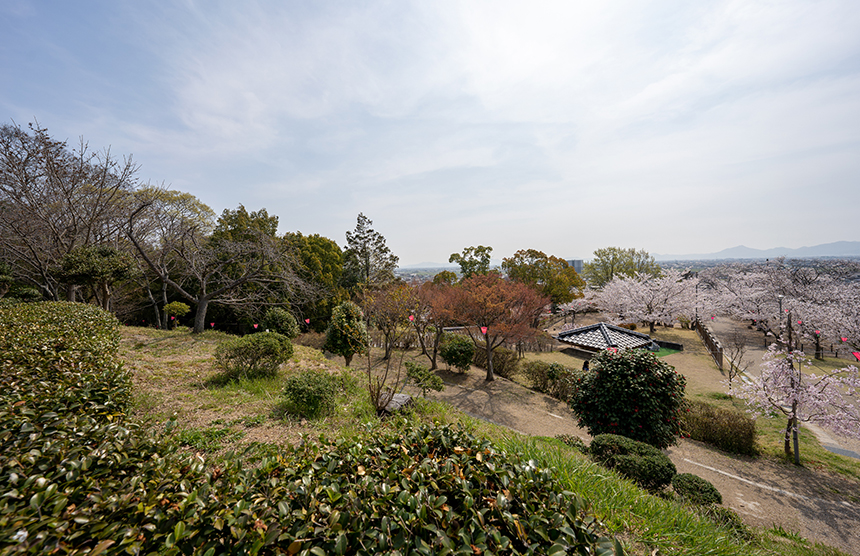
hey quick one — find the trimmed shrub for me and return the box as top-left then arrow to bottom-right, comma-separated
0,301 -> 130,419
214,332 -> 293,380
523,361 -> 578,401
473,343 -> 519,379
405,360 -> 444,397
681,399 -> 757,455
324,301 -> 369,366
522,360 -> 553,392
589,434 -> 676,492
264,307 -> 300,339
439,333 -> 475,372
281,370 -> 340,418
672,473 -> 722,505
569,348 -> 686,449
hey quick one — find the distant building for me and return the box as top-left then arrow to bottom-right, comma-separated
567,259 -> 583,274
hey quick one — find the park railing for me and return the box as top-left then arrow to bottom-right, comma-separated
694,319 -> 723,370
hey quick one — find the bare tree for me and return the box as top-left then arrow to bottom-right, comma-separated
724,331 -> 752,394
0,122 -> 138,301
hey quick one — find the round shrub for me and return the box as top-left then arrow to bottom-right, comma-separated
589,434 -> 677,492
214,332 -> 292,380
672,473 -> 722,505
439,333 -> 475,372
569,348 -> 686,449
281,370 -> 340,418
264,307 -> 300,338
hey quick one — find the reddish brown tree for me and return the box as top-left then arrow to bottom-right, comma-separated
411,281 -> 460,370
361,282 -> 416,360
456,273 -> 549,381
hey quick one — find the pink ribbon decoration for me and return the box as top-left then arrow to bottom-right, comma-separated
480,326 -> 488,335
841,337 -> 848,342
210,322 -> 215,327
305,318 -> 310,324
253,324 -> 258,329
408,315 -> 414,322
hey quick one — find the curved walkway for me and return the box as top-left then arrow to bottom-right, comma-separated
418,367 -> 860,556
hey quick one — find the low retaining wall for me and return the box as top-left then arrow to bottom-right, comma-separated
655,340 -> 684,351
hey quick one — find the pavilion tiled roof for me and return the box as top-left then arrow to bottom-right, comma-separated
555,322 -> 653,352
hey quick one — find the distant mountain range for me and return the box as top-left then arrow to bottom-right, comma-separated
653,241 -> 860,261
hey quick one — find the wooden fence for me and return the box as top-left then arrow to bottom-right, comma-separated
694,319 -> 723,370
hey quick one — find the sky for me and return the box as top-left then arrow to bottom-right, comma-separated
2,1 -> 860,266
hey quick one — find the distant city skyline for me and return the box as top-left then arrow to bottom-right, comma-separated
3,1 -> 859,266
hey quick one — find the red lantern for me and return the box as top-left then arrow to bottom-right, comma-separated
305,318 -> 310,324
253,324 -> 258,329
210,322 -> 215,327
480,326 -> 488,335
408,315 -> 414,322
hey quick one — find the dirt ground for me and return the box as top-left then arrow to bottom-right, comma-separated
416,322 -> 860,556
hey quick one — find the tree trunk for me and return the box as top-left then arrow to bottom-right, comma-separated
192,297 -> 210,334
344,353 -> 353,367
649,321 -> 656,334
100,281 -> 111,311
784,418 -> 793,459
161,282 -> 169,330
484,336 -> 494,382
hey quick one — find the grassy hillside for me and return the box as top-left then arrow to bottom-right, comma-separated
119,325 -> 852,556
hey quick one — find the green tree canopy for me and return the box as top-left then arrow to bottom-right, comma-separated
285,231 -> 346,330
212,205 -> 279,242
59,244 -> 135,310
448,245 -> 493,279
582,247 -> 661,288
343,213 -> 399,290
501,249 -> 585,305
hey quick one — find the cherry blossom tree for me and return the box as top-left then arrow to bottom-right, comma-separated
702,258 -> 860,359
595,269 -> 697,334
731,345 -> 860,464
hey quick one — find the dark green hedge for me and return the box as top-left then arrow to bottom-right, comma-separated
589,434 -> 677,492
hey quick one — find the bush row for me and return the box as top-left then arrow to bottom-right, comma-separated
681,400 -> 757,455
521,360 -> 578,401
